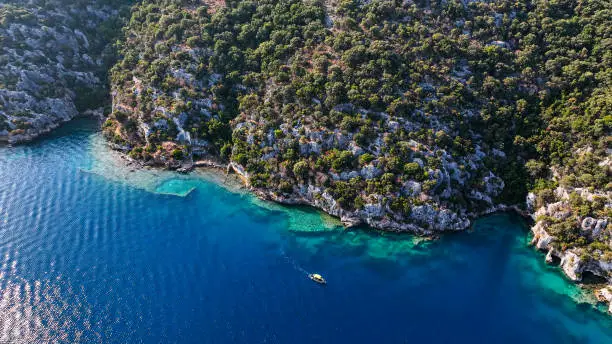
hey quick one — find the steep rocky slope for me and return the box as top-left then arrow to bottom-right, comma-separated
0,0 -> 130,143
523,0 -> 612,310
107,0 -> 525,232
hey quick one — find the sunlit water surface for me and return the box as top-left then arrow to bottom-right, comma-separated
0,119 -> 610,343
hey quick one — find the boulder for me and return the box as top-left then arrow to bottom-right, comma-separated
593,219 -> 608,238
582,217 -> 597,231
595,287 -> 612,314
560,251 -> 582,281
402,181 -> 422,197
360,165 -> 382,180
545,249 -> 556,264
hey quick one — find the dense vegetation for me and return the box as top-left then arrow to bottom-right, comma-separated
107,0 -> 328,163
524,0 -> 611,261
2,0 -> 607,260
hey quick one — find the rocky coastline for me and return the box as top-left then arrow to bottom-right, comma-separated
191,158 -> 609,314
0,108 -> 106,145
1,0 -> 609,316
95,144 -> 611,315
529,187 -> 612,314
224,160 -> 612,313
94,0 -> 610,314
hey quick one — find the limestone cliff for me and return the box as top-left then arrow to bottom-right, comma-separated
0,0 -> 128,143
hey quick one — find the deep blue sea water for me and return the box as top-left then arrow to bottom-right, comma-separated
0,119 -> 611,343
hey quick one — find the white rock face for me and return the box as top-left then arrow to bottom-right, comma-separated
360,165 -> 382,180
560,251 -> 582,281
526,192 -> 537,213
300,141 -> 321,155
348,141 -> 364,155
579,217 -> 608,239
410,204 -> 469,231
582,217 -> 597,231
402,181 -> 422,197
528,185 -> 611,312
483,173 -> 504,196
545,249 -> 556,264
0,2 -> 117,143
488,40 -> 511,49
531,221 -> 554,250
594,219 -> 608,238
362,203 -> 384,218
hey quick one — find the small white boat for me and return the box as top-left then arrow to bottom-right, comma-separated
309,273 -> 326,284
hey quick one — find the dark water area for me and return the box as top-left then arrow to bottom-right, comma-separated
0,119 -> 610,343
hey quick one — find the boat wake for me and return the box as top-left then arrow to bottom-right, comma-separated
279,247 -> 310,277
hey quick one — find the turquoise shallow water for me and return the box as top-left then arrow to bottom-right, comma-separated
0,119 -> 611,343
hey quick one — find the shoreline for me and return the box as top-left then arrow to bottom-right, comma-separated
45,130 -> 612,316
177,156 -> 612,315
0,111 -> 105,147
106,147 -> 533,235
190,160 -> 611,314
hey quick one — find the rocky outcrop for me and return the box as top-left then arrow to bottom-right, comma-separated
529,187 -> 612,312
229,161 -> 478,235
596,287 -> 612,314
560,251 -> 583,281
0,1 -> 123,143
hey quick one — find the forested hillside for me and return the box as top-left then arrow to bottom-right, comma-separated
103,0 -> 610,300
